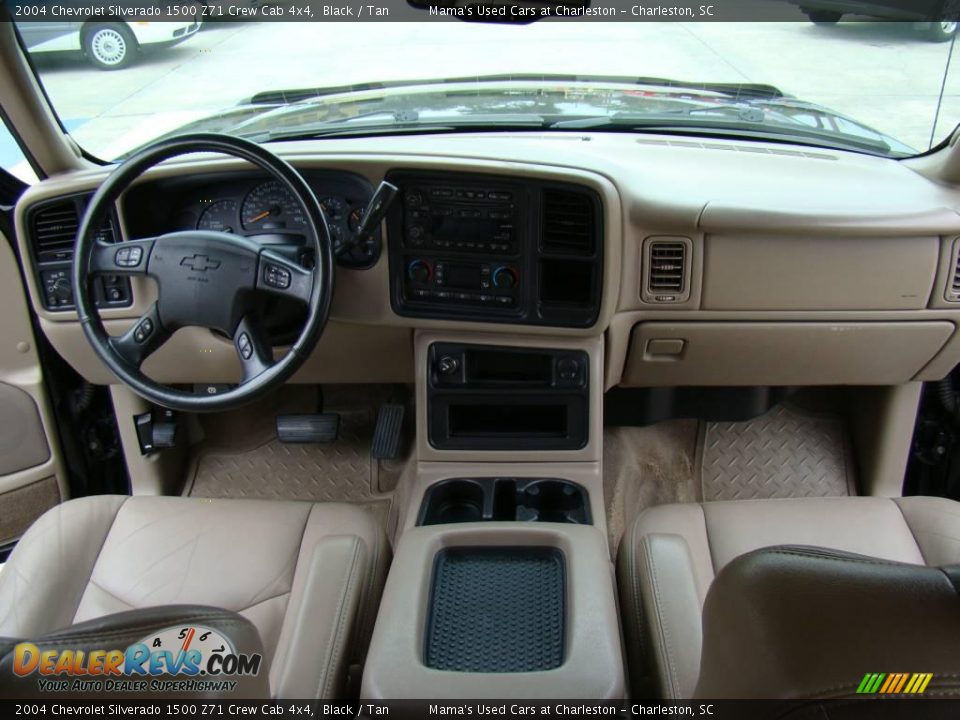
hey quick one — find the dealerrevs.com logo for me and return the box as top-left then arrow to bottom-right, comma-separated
13,625 -> 262,694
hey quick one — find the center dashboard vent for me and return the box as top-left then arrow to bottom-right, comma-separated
642,237 -> 692,304
541,188 -> 596,256
536,186 -> 602,327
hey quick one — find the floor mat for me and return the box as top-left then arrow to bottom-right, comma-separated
603,420 -> 700,553
183,386 -> 408,532
698,404 -> 856,501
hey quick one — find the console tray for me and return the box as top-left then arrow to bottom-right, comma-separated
425,546 -> 565,673
417,477 -> 591,526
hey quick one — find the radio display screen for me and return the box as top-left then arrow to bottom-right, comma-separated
444,263 -> 482,290
429,215 -> 500,244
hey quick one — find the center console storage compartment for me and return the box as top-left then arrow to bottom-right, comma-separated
426,547 -> 565,673
361,523 -> 624,699
428,342 -> 589,451
418,478 -> 592,526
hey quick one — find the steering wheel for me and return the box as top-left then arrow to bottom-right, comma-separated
73,133 -> 334,412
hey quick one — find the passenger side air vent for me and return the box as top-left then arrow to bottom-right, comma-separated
642,237 -> 692,304
32,201 -> 79,263
946,237 -> 960,302
541,188 -> 596,256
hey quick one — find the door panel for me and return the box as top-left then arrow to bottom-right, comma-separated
0,226 -> 64,546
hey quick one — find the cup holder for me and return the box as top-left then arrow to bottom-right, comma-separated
418,478 -> 591,526
516,479 -> 591,524
420,479 -> 485,525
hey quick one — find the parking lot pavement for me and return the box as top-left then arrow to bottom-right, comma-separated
22,20 -> 960,159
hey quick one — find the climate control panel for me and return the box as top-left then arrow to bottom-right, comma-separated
387,170 -> 604,328
404,258 -> 521,309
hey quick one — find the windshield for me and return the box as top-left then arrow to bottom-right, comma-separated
9,8 -> 960,163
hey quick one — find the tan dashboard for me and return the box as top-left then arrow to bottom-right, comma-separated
13,131 -> 960,390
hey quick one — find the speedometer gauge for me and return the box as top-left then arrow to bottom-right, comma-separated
197,199 -> 238,233
242,180 -> 306,231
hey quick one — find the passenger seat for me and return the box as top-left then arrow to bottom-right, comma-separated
617,496 -> 960,699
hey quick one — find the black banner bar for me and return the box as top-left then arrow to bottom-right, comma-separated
2,0 -> 958,23
2,699 -> 960,720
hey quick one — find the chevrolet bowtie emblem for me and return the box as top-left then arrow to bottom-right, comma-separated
180,254 -> 221,272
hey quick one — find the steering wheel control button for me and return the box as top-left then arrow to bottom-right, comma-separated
263,262 -> 292,289
237,332 -> 253,360
114,246 -> 143,268
133,318 -> 154,344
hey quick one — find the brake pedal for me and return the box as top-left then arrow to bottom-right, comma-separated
276,414 -> 339,444
371,404 -> 405,460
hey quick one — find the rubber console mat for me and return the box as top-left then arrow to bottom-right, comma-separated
698,404 -> 856,501
425,547 -> 565,673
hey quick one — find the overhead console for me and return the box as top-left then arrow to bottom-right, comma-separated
386,170 -> 603,328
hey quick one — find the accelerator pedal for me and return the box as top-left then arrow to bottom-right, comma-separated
276,413 -> 339,444
371,404 -> 405,460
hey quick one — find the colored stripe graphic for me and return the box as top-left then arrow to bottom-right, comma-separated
857,672 -> 933,694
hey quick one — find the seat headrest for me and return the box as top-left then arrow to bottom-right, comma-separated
694,545 -> 960,701
0,605 -> 269,699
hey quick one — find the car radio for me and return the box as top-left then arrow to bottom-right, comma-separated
387,170 -> 604,327
402,184 -> 518,255
390,171 -> 526,313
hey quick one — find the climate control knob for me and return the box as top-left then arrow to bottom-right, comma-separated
407,259 -> 433,284
492,265 -> 519,290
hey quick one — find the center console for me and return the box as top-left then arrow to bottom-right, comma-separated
386,170 -> 604,328
360,522 -> 624,700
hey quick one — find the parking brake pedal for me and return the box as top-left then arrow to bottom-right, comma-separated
276,414 -> 339,444
134,409 -> 179,455
371,405 -> 405,460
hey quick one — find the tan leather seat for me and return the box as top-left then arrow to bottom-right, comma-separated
617,495 -> 960,699
0,495 -> 390,699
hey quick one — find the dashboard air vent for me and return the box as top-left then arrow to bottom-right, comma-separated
32,201 -> 79,263
643,237 -> 692,304
541,189 -> 595,256
31,198 -> 117,264
947,238 -> 960,302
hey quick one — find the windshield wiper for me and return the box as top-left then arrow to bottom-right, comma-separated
550,113 -> 893,156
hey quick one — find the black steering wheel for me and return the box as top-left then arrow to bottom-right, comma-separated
73,133 -> 334,412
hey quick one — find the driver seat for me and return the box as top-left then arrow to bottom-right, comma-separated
0,495 -> 390,698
